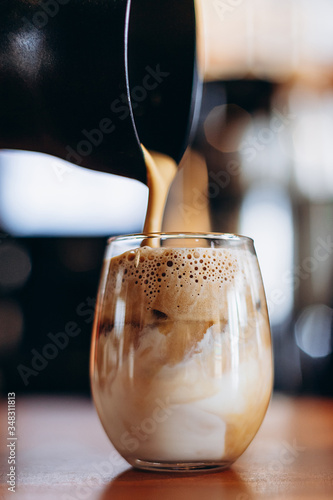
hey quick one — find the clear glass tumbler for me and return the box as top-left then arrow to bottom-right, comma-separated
90,233 -> 273,472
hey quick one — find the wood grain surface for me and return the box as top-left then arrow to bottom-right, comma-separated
1,395 -> 333,499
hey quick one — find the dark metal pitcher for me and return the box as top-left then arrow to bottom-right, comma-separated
0,0 -> 199,184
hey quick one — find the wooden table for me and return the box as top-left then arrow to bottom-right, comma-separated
1,395 -> 333,500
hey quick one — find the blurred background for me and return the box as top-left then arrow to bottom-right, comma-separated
1,0 -> 333,396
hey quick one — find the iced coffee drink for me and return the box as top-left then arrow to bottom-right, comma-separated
90,234 -> 273,471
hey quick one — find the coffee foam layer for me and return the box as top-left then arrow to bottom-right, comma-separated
103,247 -> 242,324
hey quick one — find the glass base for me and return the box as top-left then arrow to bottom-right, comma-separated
131,459 -> 232,473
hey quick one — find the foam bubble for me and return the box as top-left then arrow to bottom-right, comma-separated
102,247 -> 247,327
118,248 -> 236,290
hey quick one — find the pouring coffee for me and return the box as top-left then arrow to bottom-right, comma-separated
0,0 -> 199,184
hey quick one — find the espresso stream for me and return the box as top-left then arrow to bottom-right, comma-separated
141,146 -> 177,235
